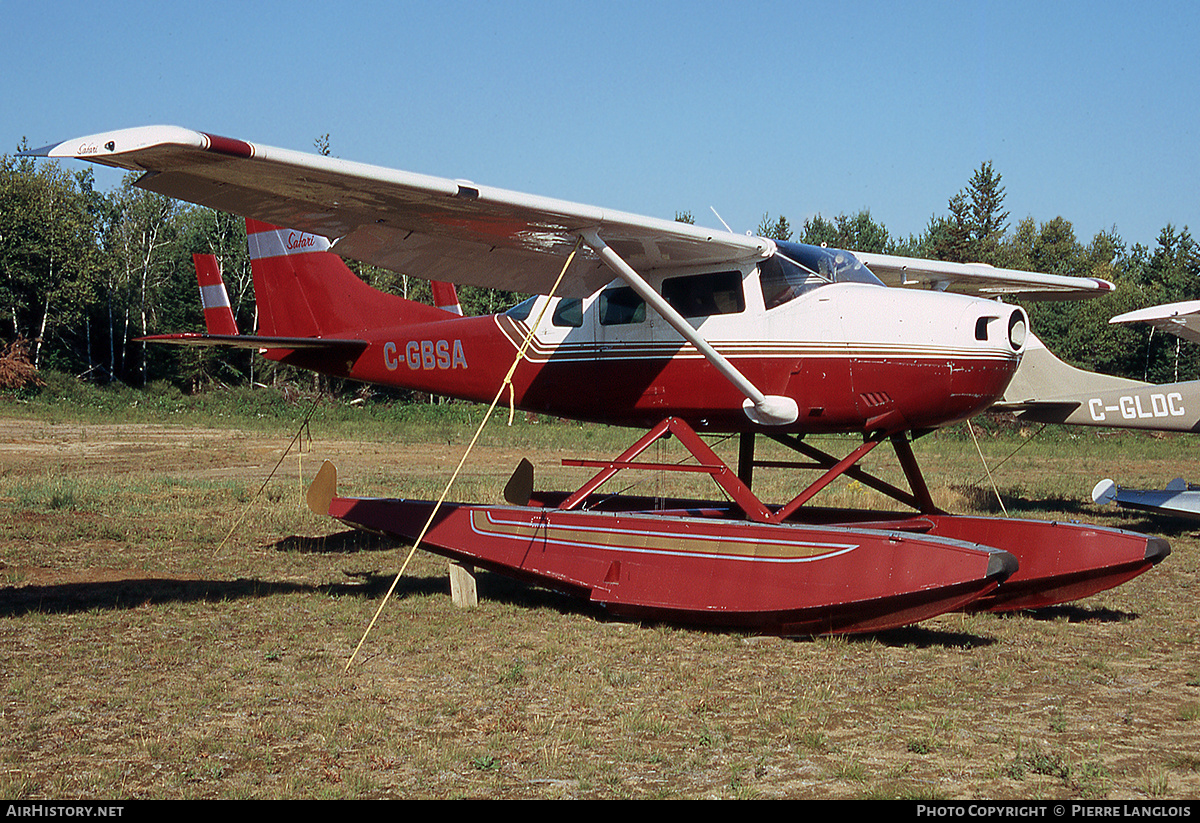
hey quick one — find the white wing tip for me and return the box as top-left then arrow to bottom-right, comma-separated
1092,479 -> 1117,505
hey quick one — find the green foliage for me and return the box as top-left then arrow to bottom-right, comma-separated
757,213 -> 792,241
799,210 -> 891,253
0,152 -> 103,372
904,161 -> 1009,264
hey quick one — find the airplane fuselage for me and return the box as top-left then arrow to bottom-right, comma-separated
278,256 -> 1026,434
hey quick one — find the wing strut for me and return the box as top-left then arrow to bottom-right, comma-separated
578,228 -> 798,427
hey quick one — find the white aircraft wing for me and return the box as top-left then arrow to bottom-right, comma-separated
1110,300 -> 1200,344
853,251 -> 1115,300
29,126 -> 1113,304
27,125 -> 773,298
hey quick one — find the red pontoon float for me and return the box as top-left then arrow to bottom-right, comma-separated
314,417 -> 1168,634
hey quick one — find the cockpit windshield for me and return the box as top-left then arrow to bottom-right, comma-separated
759,241 -> 884,310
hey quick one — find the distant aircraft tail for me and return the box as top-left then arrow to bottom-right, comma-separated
193,254 -> 239,335
432,281 -> 463,315
993,332 -> 1200,432
999,332 -> 1146,407
245,218 -> 452,338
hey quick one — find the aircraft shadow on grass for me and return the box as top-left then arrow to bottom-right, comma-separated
1014,603 -> 1139,624
0,576 -> 337,619
270,529 -> 406,554
0,564 -> 592,622
960,491 -> 1092,518
0,567 -> 1007,648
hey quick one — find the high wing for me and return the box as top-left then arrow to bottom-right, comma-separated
27,125 -> 773,300
1110,300 -> 1200,344
26,126 -> 1115,302
854,251 -> 1115,301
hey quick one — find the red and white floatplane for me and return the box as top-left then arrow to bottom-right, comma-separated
27,127 -> 1169,634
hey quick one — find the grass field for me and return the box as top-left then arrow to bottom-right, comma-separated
1,386 -> 1198,799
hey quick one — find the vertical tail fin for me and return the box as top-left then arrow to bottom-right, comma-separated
244,219 -> 451,338
193,254 -> 239,335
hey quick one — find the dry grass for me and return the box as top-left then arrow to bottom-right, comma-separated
0,408 -> 1198,798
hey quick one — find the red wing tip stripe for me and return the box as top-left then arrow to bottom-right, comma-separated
200,132 -> 255,159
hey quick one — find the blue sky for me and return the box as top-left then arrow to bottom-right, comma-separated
4,0 -> 1197,251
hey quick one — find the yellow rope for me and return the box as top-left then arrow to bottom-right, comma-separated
967,419 -> 1007,516
971,422 -> 1046,486
214,395 -> 320,556
346,237 -> 584,671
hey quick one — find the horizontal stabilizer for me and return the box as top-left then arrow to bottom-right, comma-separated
140,333 -> 368,353
1093,477 -> 1200,520
999,400 -> 1082,416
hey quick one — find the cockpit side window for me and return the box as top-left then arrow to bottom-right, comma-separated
599,287 -> 646,325
551,297 -> 584,327
662,270 -> 745,317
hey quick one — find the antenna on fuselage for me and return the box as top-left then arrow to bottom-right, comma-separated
710,206 -> 735,234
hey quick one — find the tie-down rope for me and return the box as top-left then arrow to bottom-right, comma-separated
346,237 -> 584,670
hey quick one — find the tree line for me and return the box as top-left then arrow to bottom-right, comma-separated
2,148 -> 1197,395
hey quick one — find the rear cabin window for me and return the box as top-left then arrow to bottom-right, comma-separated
662,270 -> 745,317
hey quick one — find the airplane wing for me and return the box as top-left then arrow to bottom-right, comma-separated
1110,300 -> 1200,343
26,126 -> 1115,302
853,251 -> 1115,301
26,126 -> 773,299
